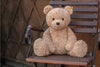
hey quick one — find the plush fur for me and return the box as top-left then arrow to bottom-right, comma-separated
33,5 -> 88,57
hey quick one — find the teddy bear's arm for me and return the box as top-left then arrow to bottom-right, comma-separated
65,27 -> 77,51
43,28 -> 55,53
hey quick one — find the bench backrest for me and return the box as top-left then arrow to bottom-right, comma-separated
25,1 -> 99,58
50,1 -> 98,33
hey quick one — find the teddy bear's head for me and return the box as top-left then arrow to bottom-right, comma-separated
43,5 -> 73,30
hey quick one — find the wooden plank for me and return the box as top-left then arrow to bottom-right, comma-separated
73,7 -> 98,12
26,55 -> 93,66
71,28 -> 97,33
69,21 -> 97,26
52,7 -> 98,12
22,0 -> 34,20
71,14 -> 98,19
30,26 -> 97,33
29,6 -> 41,28
5,43 -> 19,58
50,1 -> 98,6
35,0 -> 50,24
1,0 -> 21,42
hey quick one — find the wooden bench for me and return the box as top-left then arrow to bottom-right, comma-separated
25,1 -> 98,67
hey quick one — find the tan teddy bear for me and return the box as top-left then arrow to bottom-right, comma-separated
33,5 -> 88,57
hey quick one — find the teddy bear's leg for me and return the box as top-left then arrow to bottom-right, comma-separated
68,40 -> 87,57
33,38 -> 50,56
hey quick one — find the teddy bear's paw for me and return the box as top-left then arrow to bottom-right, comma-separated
68,40 -> 87,57
49,46 -> 55,53
65,45 -> 73,51
34,38 -> 50,56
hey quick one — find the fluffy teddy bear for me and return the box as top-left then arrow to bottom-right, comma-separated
33,5 -> 88,57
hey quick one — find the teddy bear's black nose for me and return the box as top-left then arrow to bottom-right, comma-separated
56,22 -> 60,25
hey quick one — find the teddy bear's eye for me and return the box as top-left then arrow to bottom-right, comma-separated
52,18 -> 55,20
62,18 -> 64,21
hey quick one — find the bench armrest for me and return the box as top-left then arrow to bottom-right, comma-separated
25,25 -> 32,44
98,29 -> 100,50
25,25 -> 44,57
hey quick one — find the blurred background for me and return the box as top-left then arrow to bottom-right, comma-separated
1,0 -> 100,67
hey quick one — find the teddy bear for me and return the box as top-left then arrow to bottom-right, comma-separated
33,5 -> 88,57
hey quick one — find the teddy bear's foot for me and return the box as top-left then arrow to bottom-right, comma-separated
33,38 -> 50,56
68,40 -> 87,57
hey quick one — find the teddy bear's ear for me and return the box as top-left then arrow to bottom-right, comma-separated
65,6 -> 73,15
43,5 -> 53,14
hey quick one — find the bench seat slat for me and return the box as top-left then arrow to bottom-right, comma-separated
50,1 -> 98,6
26,55 -> 93,66
71,14 -> 97,19
69,21 -> 97,26
71,28 -> 97,33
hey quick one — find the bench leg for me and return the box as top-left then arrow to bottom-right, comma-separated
34,62 -> 37,67
44,63 -> 47,67
61,65 -> 64,67
34,63 -> 47,67
91,65 -> 95,67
